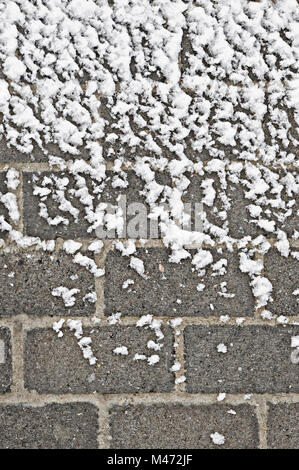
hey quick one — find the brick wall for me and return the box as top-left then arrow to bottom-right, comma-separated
0,155 -> 298,449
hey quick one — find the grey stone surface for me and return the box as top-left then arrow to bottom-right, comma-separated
0,327 -> 12,394
105,247 -> 254,317
184,325 -> 299,393
23,171 -> 91,238
184,169 -> 299,239
0,136 -> 91,163
184,174 -> 262,239
0,172 -> 9,239
0,403 -> 98,449
0,136 -> 32,163
0,250 -> 95,316
267,403 -> 299,449
25,326 -> 174,393
109,404 -> 259,449
23,170 -> 170,239
264,248 -> 299,316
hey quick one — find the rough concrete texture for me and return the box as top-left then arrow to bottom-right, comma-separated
24,326 -> 174,394
184,325 -> 299,394
109,404 -> 259,449
267,403 -> 299,449
0,403 -> 98,449
185,173 -> 263,239
105,247 -> 254,317
0,251 -> 95,316
0,0 -> 298,451
264,248 -> 299,316
23,171 -> 170,239
0,137 -> 91,163
0,327 -> 12,394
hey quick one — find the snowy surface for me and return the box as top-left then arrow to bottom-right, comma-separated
0,0 -> 298,410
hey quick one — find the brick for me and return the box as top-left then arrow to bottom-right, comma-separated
23,171 -> 170,239
185,174 -> 262,239
185,325 -> 299,393
109,404 -> 259,449
23,171 -> 90,238
0,403 -> 98,449
264,248 -> 299,316
267,403 -> 299,449
105,247 -> 254,317
0,173 -> 9,239
23,169 -> 297,241
0,136 -> 91,163
0,136 -> 32,163
0,251 -> 95,316
24,326 -> 174,394
0,327 -> 12,394
184,170 -> 299,239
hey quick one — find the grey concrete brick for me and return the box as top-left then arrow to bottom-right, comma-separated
0,251 -> 95,316
105,248 -> 254,317
23,171 -> 91,238
264,249 -> 299,316
0,173 -> 9,239
0,136 -> 91,163
0,327 -> 12,394
109,404 -> 259,449
0,403 -> 98,449
184,174 -> 260,239
267,403 -> 299,449
184,170 -> 299,239
185,325 -> 299,393
24,326 -> 174,394
23,171 -> 170,239
23,169 -> 297,241
0,136 -> 32,163
258,168 -> 299,238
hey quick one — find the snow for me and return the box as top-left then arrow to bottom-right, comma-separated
217,343 -> 227,354
0,0 -> 297,384
122,279 -> 134,289
133,353 -> 146,361
171,362 -> 181,372
53,319 -> 65,338
88,240 -> 104,253
6,168 -> 20,190
113,346 -> 129,356
291,336 -> 299,348
73,253 -> 105,277
192,250 -> 213,271
108,312 -> 122,325
129,256 -> 147,279
277,315 -> 289,324
147,340 -> 163,351
251,276 -> 273,309
147,354 -> 160,365
210,432 -> 225,446
51,286 -> 80,307
136,315 -> 153,327
168,318 -> 183,329
4,57 -> 26,81
175,375 -> 186,385
217,393 -> 226,402
63,240 -> 82,254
